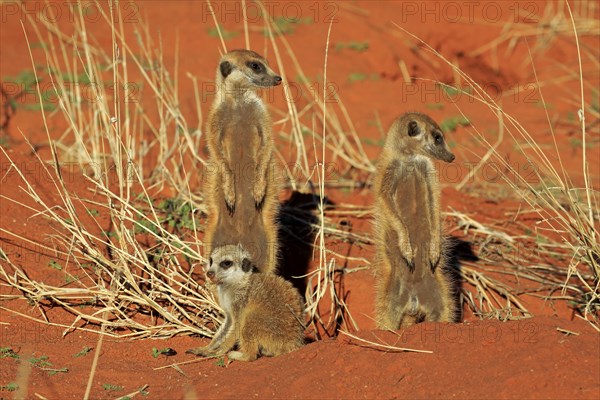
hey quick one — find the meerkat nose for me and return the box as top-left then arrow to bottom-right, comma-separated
274,76 -> 282,85
207,271 -> 215,279
449,154 -> 456,162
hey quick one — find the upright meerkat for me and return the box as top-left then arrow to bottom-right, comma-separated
203,50 -> 282,274
187,244 -> 305,362
372,112 -> 458,329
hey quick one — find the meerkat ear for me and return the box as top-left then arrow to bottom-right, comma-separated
408,120 -> 420,137
241,258 -> 257,273
220,61 -> 232,78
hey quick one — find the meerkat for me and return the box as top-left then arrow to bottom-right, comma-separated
372,112 -> 458,330
186,244 -> 305,362
203,49 -> 282,274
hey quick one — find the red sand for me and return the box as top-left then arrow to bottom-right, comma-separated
1,1 -> 599,399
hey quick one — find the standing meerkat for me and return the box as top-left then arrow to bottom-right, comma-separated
372,112 -> 458,329
186,244 -> 305,362
203,49 -> 282,274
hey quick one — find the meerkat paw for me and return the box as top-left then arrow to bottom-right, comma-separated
429,247 -> 441,273
185,346 -> 216,357
223,188 -> 236,216
223,171 -> 236,216
429,235 -> 441,272
252,179 -> 267,211
227,350 -> 256,362
400,242 -> 415,272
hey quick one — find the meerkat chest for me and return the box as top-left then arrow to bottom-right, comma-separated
217,285 -> 248,317
395,159 -> 432,214
223,100 -> 265,127
220,103 -> 265,156
217,286 -> 234,314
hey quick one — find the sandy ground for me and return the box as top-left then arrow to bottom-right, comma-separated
1,1 -> 599,399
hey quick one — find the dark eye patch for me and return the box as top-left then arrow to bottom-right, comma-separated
433,131 -> 443,145
220,61 -> 232,78
408,121 -> 420,137
247,61 -> 264,73
209,257 -> 213,266
220,260 -> 233,269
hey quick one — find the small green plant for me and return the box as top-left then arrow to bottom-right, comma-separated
86,208 -> 100,216
3,69 -> 58,112
22,101 -> 57,112
31,41 -> 48,49
1,383 -> 19,392
28,355 -> 52,368
0,347 -> 19,359
27,354 -> 68,375
134,217 -> 160,235
437,83 -> 472,97
362,137 -> 385,147
439,116 -> 470,133
348,72 -> 367,82
348,73 -> 379,83
103,384 -> 124,392
104,230 -> 117,238
157,198 -> 197,231
263,16 -> 312,36
335,41 -> 369,52
534,100 -> 553,110
295,74 -> 311,84
4,70 -> 37,91
151,347 -> 176,358
207,24 -> 238,40
426,103 -> 444,110
215,357 -> 225,367
48,260 -> 63,270
47,368 -> 68,376
73,346 -> 93,358
590,88 -> 599,113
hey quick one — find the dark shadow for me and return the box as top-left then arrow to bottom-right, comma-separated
277,191 -> 335,297
445,236 -> 479,322
0,238 -> 57,267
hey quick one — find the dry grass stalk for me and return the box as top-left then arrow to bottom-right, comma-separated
3,1 -> 596,342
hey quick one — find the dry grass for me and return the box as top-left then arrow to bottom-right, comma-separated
1,0 -> 598,349
0,0 -> 368,341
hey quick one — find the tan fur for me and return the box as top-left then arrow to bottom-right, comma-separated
203,50 -> 281,274
372,112 -> 458,329
187,244 -> 305,361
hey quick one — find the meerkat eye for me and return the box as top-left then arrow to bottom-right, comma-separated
209,257 -> 213,266
247,61 -> 264,73
220,260 -> 233,269
433,133 -> 443,145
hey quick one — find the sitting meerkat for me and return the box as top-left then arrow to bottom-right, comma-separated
187,244 -> 305,362
203,49 -> 282,274
372,112 -> 458,329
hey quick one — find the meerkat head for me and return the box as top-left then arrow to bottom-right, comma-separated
216,50 -> 282,92
390,112 -> 455,163
206,244 -> 257,286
